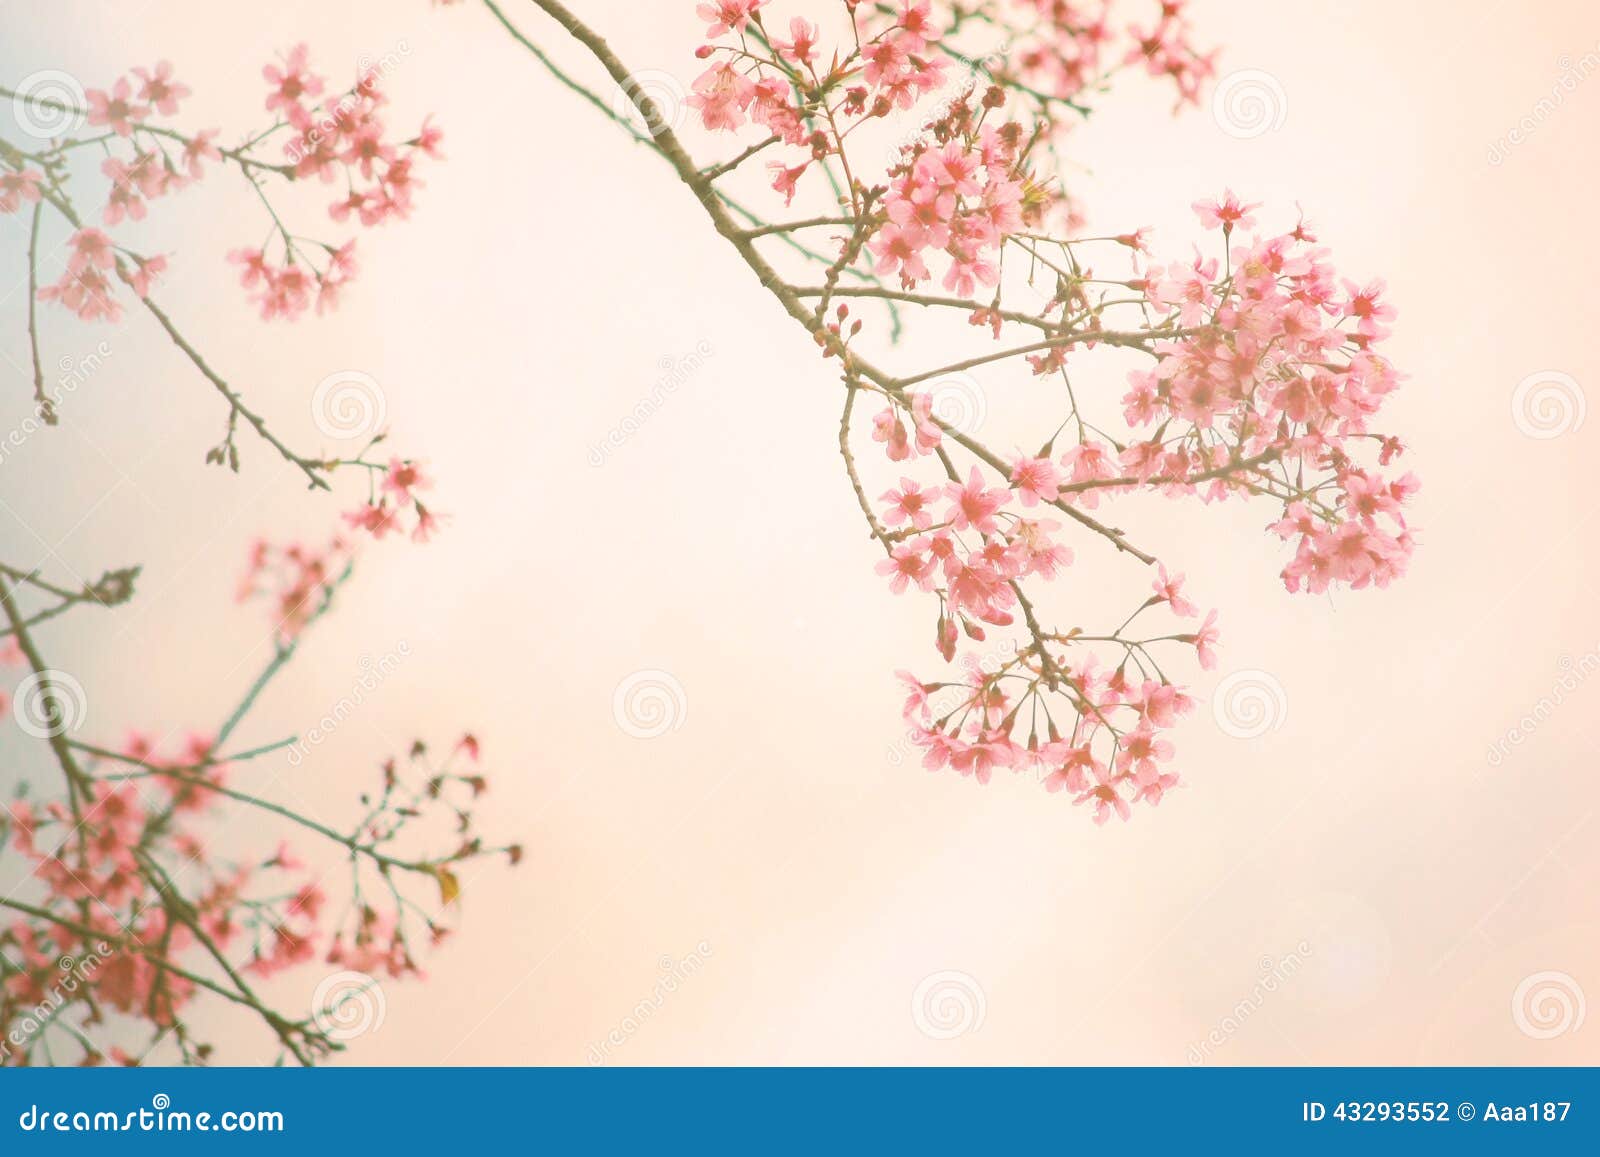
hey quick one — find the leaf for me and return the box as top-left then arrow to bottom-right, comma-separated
433,865 -> 461,907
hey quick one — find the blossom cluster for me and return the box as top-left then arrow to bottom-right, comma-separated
2,49 -> 436,326
236,534 -> 353,641
233,456 -> 437,642
1,731 -> 499,1065
1124,191 -> 1417,594
986,0 -> 1215,112
229,45 -> 442,321
660,2 -> 1418,822
0,22 -> 490,1066
873,426 -> 1216,821
870,107 -> 1042,298
897,606 -> 1204,825
342,456 -> 438,544
4,469 -> 483,1062
686,1 -> 1211,214
855,195 -> 1414,820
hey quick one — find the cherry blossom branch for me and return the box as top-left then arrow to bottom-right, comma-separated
0,897 -> 304,1017
490,0 -> 1415,825
511,1 -> 1156,558
2,34 -> 501,1068
0,561 -> 138,639
77,741 -> 506,880
19,171 -> 332,487
0,573 -> 95,799
24,200 -> 50,422
2,546 -> 512,1064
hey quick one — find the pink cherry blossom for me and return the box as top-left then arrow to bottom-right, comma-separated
943,466 -> 1009,533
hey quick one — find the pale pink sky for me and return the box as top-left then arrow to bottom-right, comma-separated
1,0 -> 1597,1065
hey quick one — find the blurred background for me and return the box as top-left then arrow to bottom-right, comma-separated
1,0 -> 1596,1064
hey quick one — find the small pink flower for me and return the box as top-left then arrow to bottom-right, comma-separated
943,467 -> 1008,534
696,0 -> 764,37
1150,564 -> 1196,617
123,255 -> 167,298
1009,456 -> 1061,507
1192,189 -> 1259,233
85,77 -> 148,136
263,44 -> 325,116
0,169 -> 44,215
881,478 -> 934,530
132,61 -> 191,115
381,458 -> 431,506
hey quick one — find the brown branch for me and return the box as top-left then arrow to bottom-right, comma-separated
134,292 -> 329,489
25,199 -> 54,423
520,0 -> 1155,566
28,179 -> 331,489
133,850 -> 318,1066
893,329 -> 1172,388
743,215 -> 855,239
704,133 -> 780,180
0,896 -> 292,1018
0,573 -> 93,800
77,742 -> 451,879
838,382 -> 892,549
795,283 -> 1059,331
